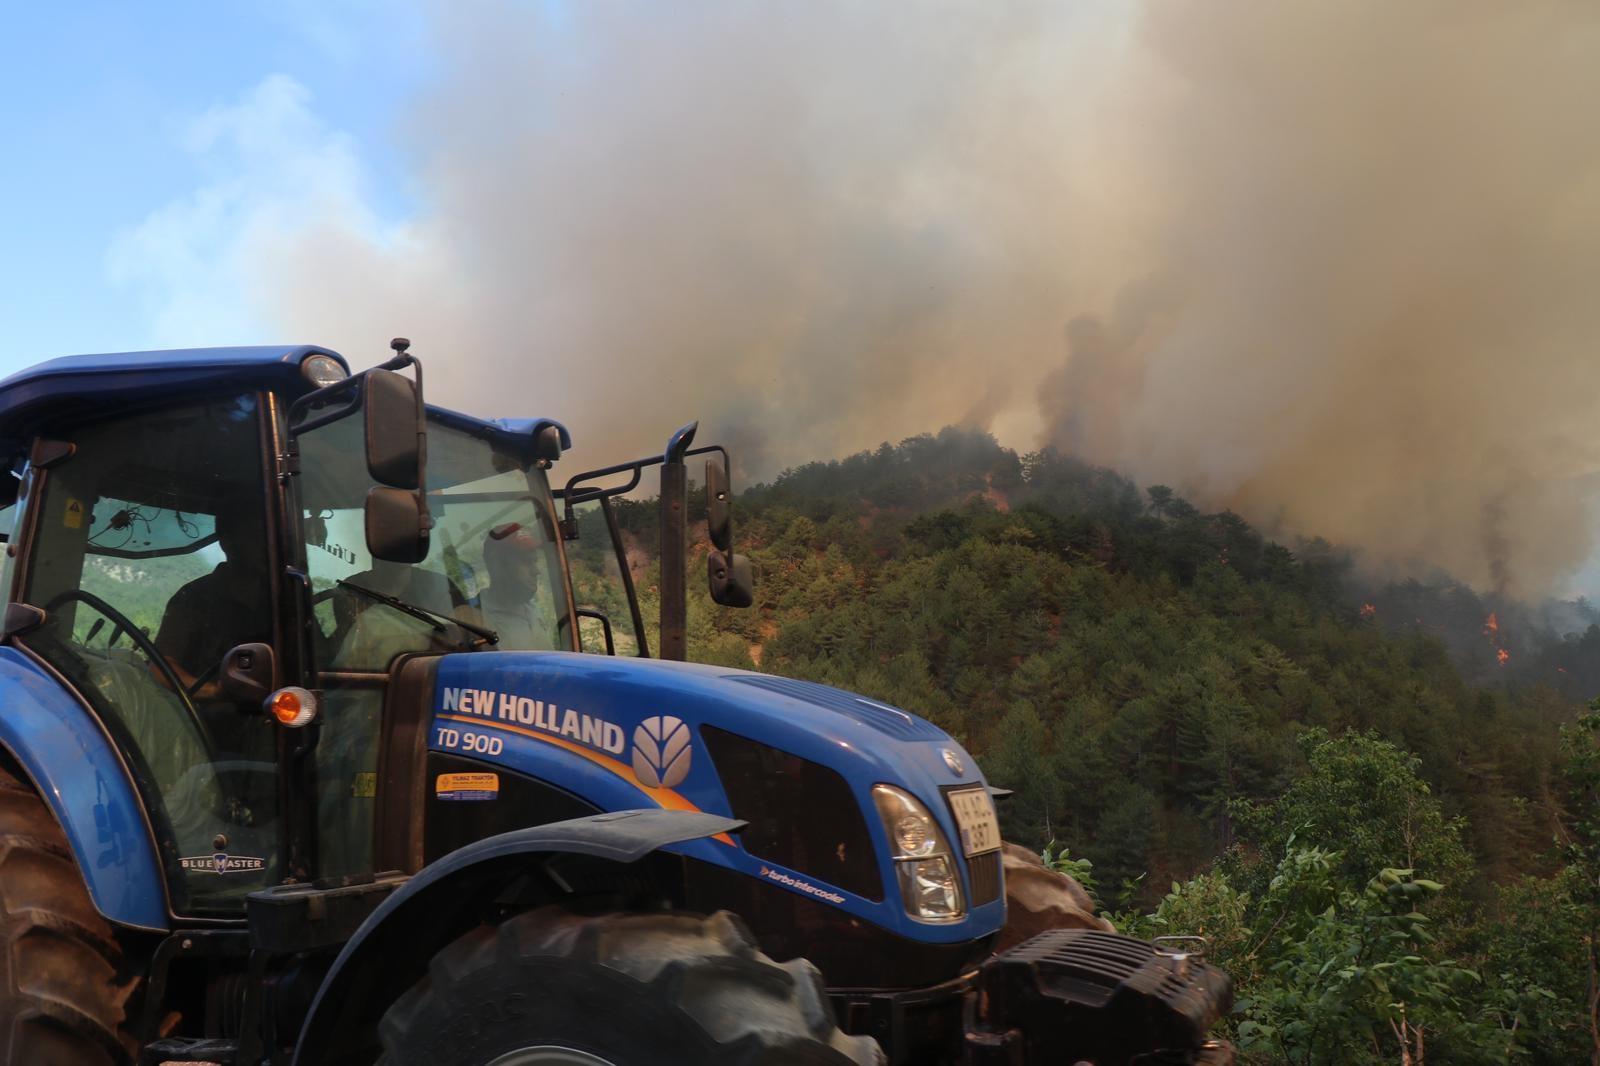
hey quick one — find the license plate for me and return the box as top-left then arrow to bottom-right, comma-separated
947,788 -> 1000,857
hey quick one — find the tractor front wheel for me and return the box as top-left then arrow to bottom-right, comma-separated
994,840 -> 1112,953
0,762 -> 136,1066
378,908 -> 883,1066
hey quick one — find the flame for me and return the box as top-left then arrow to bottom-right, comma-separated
1485,612 -> 1509,664
1359,603 -> 1377,618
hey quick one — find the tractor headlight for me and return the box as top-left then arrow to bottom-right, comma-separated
901,856 -> 962,919
872,784 -> 965,922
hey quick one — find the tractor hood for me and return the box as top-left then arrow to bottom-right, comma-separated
426,651 -> 1004,944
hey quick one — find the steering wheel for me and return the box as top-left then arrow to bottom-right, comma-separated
41,589 -> 213,751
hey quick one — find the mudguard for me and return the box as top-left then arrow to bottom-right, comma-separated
0,646 -> 167,930
290,807 -> 744,1066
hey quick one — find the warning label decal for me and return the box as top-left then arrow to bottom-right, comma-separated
436,772 -> 499,802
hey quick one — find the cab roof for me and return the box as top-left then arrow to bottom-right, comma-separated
0,345 -> 347,404
0,345 -> 571,458
0,345 -> 344,452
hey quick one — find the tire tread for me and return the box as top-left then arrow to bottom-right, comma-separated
0,762 -> 136,1066
381,908 -> 883,1066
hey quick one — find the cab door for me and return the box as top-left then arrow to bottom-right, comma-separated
9,393 -> 285,917
288,406 -> 577,879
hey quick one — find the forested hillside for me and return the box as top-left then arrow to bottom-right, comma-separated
606,427 -> 1599,1065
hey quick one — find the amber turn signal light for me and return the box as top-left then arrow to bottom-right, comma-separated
265,686 -> 319,728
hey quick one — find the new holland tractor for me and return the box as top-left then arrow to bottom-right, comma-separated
0,341 -> 1231,1065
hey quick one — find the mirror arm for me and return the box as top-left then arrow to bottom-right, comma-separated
287,378 -> 362,437
559,444 -> 723,514
563,459 -> 648,501
575,608 -> 616,656
692,445 -> 729,484
600,494 -> 650,658
557,434 -> 735,658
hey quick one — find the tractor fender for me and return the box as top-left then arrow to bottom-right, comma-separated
0,646 -> 168,930
292,807 -> 744,1066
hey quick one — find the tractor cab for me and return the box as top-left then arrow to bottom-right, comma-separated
0,342 -> 596,918
0,348 -> 337,920
0,339 -> 739,921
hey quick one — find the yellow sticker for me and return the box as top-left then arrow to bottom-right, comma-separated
351,772 -> 377,798
436,772 -> 499,801
63,498 -> 85,529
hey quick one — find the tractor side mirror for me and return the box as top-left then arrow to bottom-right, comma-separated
365,486 -> 430,563
708,551 -> 754,608
364,369 -> 423,490
705,459 -> 732,553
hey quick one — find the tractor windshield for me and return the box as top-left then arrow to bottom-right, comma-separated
298,410 -> 571,672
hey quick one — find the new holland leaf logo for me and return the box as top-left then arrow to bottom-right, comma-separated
632,715 -> 692,789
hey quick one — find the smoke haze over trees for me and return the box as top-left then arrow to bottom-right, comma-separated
144,0 -> 1599,601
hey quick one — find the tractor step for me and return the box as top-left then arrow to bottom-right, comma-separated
140,1037 -> 238,1065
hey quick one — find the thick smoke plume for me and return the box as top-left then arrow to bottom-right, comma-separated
248,1 -> 1600,598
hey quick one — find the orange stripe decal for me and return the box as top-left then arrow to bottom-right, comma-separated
434,712 -> 736,846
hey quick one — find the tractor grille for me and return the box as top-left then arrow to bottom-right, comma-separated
967,850 -> 1002,906
702,725 -> 884,901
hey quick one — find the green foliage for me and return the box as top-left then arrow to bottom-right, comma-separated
1106,846 -> 1567,1066
1546,700 -> 1600,1064
1040,840 -> 1098,898
1235,860 -> 1484,1066
1473,870 -> 1588,1063
1234,729 -> 1473,891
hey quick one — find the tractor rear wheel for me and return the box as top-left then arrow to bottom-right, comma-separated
0,762 -> 136,1066
378,907 -> 884,1066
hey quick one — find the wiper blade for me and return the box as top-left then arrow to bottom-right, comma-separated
337,580 -> 499,649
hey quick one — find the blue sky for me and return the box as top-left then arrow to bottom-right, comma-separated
0,2 -> 428,365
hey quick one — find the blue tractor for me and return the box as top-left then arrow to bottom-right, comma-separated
0,341 -> 1231,1065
